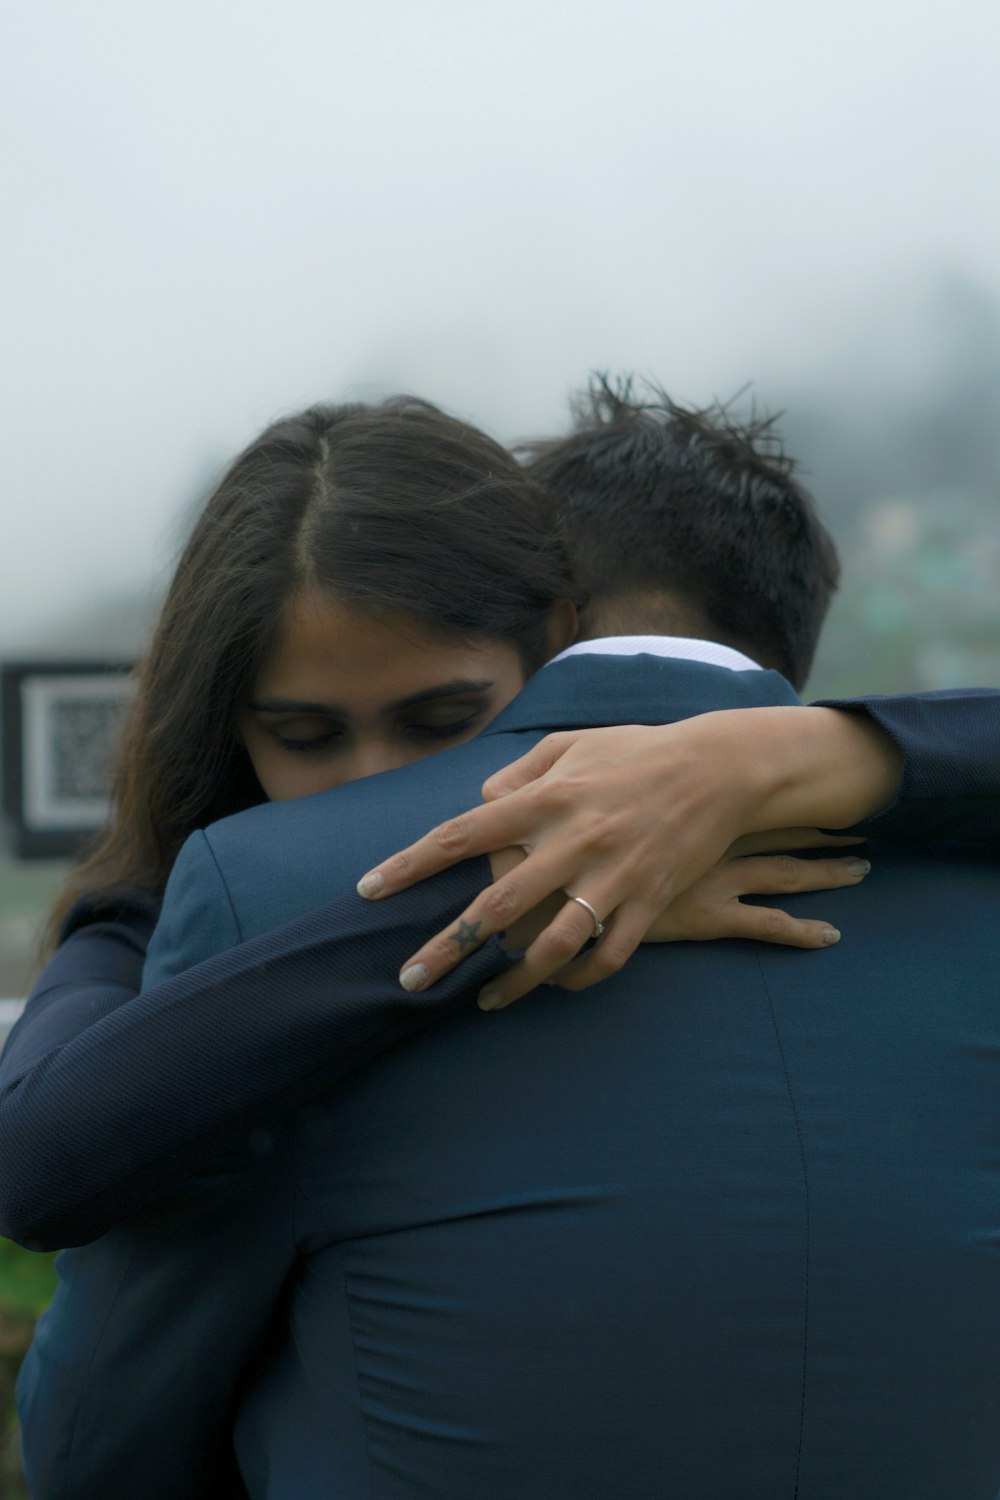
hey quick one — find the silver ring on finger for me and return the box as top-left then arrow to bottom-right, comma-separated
565,894 -> 606,940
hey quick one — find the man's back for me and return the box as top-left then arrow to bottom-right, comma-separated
141,655 -> 1000,1498
217,840 -> 997,1498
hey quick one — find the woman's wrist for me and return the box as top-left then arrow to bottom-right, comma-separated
735,705 -> 903,834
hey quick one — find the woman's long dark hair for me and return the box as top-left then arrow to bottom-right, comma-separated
47,398 -> 574,942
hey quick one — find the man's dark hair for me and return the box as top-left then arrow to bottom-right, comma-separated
521,376 -> 841,690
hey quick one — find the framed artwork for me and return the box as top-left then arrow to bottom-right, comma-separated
2,661 -> 135,858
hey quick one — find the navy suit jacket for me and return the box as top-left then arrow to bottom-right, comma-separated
2,671 -> 999,1253
15,657 -> 1000,1500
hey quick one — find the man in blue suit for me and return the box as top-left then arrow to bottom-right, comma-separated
18,390 -> 1000,1498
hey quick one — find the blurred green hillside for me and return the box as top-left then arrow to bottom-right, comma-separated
0,1243 -> 55,1498
809,485 -> 1000,697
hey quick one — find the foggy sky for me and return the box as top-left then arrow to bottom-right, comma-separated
4,0 -> 999,650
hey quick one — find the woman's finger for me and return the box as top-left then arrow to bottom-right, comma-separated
480,732 -> 577,801
475,897 -> 634,1011
357,798 -> 537,899
727,829 -> 867,857
533,854 -> 869,995
715,902 -> 843,949
717,853 -> 870,897
539,907 -> 652,995
393,843 -> 616,992
638,854 -> 870,945
394,849 -> 869,998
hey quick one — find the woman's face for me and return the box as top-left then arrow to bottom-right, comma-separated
241,590 -> 528,801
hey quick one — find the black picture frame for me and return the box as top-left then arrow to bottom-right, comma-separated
2,660 -> 135,859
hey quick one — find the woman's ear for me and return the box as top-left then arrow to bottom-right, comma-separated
544,598 -> 579,658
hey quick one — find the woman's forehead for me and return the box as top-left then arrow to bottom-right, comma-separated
254,593 -> 520,713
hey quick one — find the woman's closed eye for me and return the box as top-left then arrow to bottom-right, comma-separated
263,716 -> 344,752
263,704 -> 489,754
402,709 -> 483,741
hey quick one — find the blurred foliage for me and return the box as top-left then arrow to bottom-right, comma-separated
0,1317 -> 31,1500
0,1242 -> 56,1322
0,1241 -> 54,1500
809,485 -> 1000,698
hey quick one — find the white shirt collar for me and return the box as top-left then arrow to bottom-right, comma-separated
548,634 -> 762,673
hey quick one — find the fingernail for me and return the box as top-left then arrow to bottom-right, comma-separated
822,926 -> 841,945
847,858 -> 871,876
357,871 -> 384,898
477,990 -> 502,1011
400,963 -> 430,992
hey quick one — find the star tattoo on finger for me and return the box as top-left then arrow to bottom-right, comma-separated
449,918 -> 483,954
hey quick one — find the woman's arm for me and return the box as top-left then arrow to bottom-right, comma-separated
358,692 -> 999,1009
0,829 -> 851,1251
5,688 -> 990,1247
813,689 -> 1000,842
0,861 -> 511,1251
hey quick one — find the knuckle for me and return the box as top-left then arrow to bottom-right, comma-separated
434,817 -> 470,853
681,888 -> 712,920
482,883 -> 520,923
583,811 -> 618,850
762,906 -> 789,938
775,855 -> 801,892
541,732 -> 571,759
547,924 -> 584,963
593,940 -> 629,975
432,930 -> 461,961
696,863 -> 723,893
385,849 -> 413,879
544,772 -> 589,812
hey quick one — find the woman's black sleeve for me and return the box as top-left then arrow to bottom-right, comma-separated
0,862 -> 512,1250
814,688 -> 1000,844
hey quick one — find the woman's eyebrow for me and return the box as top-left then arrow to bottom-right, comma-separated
390,679 -> 495,711
250,698 -> 342,715
249,680 -> 495,716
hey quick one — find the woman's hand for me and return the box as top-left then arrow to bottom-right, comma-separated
469,845 -> 869,1010
356,713 -> 883,1008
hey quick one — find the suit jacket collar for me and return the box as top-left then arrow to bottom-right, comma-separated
482,653 -> 800,738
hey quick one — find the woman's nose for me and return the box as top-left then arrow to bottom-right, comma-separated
342,739 -> 411,783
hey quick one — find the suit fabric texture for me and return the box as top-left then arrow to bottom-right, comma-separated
0,866 -> 510,1250
16,656 -> 1000,1500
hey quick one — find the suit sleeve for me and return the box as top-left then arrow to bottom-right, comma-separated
815,689 -> 1000,843
0,833 -> 513,1251
17,1121 -> 297,1500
